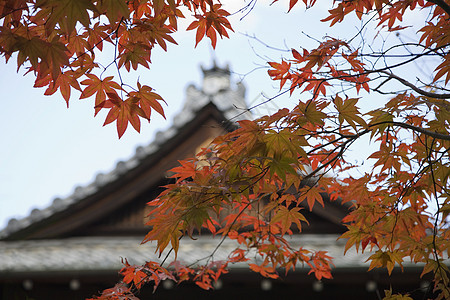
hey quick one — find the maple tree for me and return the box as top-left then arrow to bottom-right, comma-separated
1,0 -> 450,299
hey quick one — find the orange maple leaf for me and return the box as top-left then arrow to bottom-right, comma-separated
80,74 -> 122,115
186,4 -> 233,48
99,92 -> 148,138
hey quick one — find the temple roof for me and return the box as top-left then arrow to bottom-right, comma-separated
0,64 -> 250,240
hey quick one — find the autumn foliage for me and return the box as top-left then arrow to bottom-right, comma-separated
1,0 -> 450,299
0,0 -> 233,137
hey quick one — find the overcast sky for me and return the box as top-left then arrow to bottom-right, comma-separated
0,1 -> 427,228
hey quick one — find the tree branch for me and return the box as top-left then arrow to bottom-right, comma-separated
378,121 -> 450,141
380,70 -> 450,99
427,0 -> 450,17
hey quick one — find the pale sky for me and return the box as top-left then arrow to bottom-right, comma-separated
0,2 -> 428,228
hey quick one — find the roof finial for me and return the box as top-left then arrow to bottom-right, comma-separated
201,61 -> 230,78
201,61 -> 231,95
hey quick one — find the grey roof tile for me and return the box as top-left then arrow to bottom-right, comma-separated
0,235 -> 423,274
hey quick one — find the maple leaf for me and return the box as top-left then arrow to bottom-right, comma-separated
249,263 -> 278,279
64,33 -> 90,56
298,186 -> 324,211
87,282 -> 138,300
129,82 -> 166,120
168,159 -> 197,182
263,128 -> 304,157
44,70 -> 82,106
333,95 -> 367,131
342,50 -> 365,72
100,92 -> 148,138
35,0 -> 98,34
308,251 -> 334,280
0,0 -> 28,25
270,206 -> 308,234
297,99 -> 327,126
143,205 -> 185,256
303,75 -> 331,98
96,0 -> 130,24
40,37 -> 70,81
339,225 -> 364,254
80,75 -> 122,115
321,4 -> 346,26
382,289 -> 413,300
369,143 -> 402,173
367,250 -> 404,275
268,60 -> 292,89
117,42 -> 152,72
267,156 -> 299,181
186,4 -> 233,48
135,18 -> 178,51
368,109 -> 394,139
434,58 -> 450,84
120,263 -> 148,289
85,22 -> 110,51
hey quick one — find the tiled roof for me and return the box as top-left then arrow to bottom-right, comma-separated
0,66 -> 250,239
0,234 -> 378,274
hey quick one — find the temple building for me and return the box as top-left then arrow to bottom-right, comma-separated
0,64 -> 429,299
